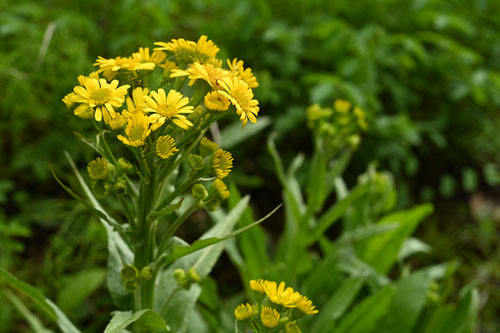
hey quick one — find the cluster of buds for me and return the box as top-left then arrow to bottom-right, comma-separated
306,99 -> 367,150
173,267 -> 201,290
86,157 -> 132,197
234,279 -> 318,332
120,264 -> 153,291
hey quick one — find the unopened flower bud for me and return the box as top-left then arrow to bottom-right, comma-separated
116,158 -> 133,173
124,280 -> 137,291
188,154 -> 205,171
187,268 -> 200,283
199,137 -> 219,157
92,181 -> 110,198
191,184 -> 208,200
121,265 -> 139,281
113,181 -> 127,194
140,266 -> 153,281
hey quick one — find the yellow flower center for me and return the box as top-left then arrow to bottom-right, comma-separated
90,88 -> 112,104
157,104 -> 178,117
129,125 -> 145,141
232,87 -> 250,108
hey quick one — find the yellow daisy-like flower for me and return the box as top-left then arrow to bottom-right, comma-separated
131,47 -> 166,65
108,113 -> 126,130
260,306 -> 280,328
72,77 -> 130,124
62,92 -> 76,108
154,35 -> 219,64
294,294 -> 318,315
227,58 -> 259,88
77,71 -> 100,86
155,135 -> 179,159
87,157 -> 109,180
285,321 -> 302,333
249,279 -> 267,294
117,113 -> 151,147
213,179 -> 230,200
212,149 -> 233,179
144,89 -> 194,130
234,303 -> 253,321
204,91 -> 230,111
264,281 -> 299,308
217,77 -> 259,127
123,87 -> 149,117
334,99 -> 352,113
94,56 -> 155,80
170,62 -> 230,89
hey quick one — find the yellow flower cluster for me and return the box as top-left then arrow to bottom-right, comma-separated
235,279 -> 317,332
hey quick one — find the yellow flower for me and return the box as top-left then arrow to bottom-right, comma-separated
334,99 -> 352,113
72,77 -> 130,124
94,56 -> 155,79
87,157 -> 109,180
204,91 -> 230,111
170,62 -> 230,89
154,35 -> 219,64
161,60 -> 178,75
260,306 -> 280,328
212,149 -> 233,179
227,58 -> 259,88
249,279 -> 267,294
213,179 -> 230,200
156,135 -> 179,159
117,113 -> 151,147
143,89 -> 194,130
217,77 -> 259,127
353,106 -> 368,130
264,281 -> 299,308
77,71 -> 99,86
109,113 -> 126,130
285,322 -> 302,333
123,87 -> 149,117
62,92 -> 76,108
131,47 -> 166,65
234,303 -> 253,321
294,294 -> 318,315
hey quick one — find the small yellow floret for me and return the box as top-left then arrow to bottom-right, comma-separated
156,135 -> 179,159
217,77 -> 259,127
264,281 -> 298,308
227,58 -> 259,88
234,303 -> 253,321
117,113 -> 151,147
334,99 -> 352,113
213,179 -> 230,200
144,89 -> 194,130
249,279 -> 267,294
204,91 -> 230,111
212,149 -> 233,179
294,293 -> 319,315
260,306 -> 280,328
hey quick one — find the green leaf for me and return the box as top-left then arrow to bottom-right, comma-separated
72,131 -> 104,156
0,268 -> 80,333
64,152 -> 133,309
334,286 -> 395,333
439,284 -> 479,333
374,270 -> 433,333
307,183 -> 369,245
103,310 -> 169,333
160,200 -> 280,267
310,277 -> 365,333
220,116 -> 272,149
57,268 -> 106,311
4,289 -> 54,333
357,204 -> 434,274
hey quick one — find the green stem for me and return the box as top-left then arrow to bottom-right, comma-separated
155,169 -> 205,213
157,202 -> 197,256
117,194 -> 136,229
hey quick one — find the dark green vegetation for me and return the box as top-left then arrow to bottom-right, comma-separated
1,0 -> 499,332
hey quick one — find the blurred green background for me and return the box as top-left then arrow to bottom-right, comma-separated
1,0 -> 499,331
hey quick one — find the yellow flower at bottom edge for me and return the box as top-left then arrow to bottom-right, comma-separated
87,157 -> 109,180
144,89 -> 194,130
212,149 -> 233,179
72,77 -> 130,124
117,113 -> 151,147
260,306 -> 280,328
156,135 -> 179,159
217,76 -> 259,127
234,303 -> 253,321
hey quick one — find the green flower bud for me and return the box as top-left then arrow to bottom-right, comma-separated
199,137 -> 219,157
347,135 -> 360,148
187,268 -> 200,283
92,181 -> 110,198
113,181 -> 127,194
188,154 -> 205,171
116,158 -> 133,173
174,268 -> 186,284
191,184 -> 208,200
124,280 -> 137,291
140,266 -> 153,281
121,265 -> 139,281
